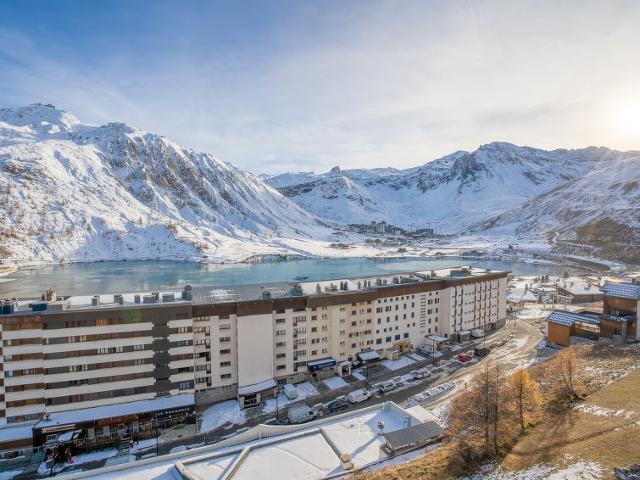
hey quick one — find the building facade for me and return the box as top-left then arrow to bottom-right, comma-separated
0,267 -> 508,428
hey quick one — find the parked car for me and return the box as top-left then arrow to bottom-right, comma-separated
418,344 -> 434,355
347,388 -> 371,404
283,383 -> 298,400
474,346 -> 490,357
377,380 -> 397,394
326,397 -> 349,413
457,353 -> 473,363
287,404 -> 317,424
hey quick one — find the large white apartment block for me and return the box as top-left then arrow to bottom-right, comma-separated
0,267 -> 508,423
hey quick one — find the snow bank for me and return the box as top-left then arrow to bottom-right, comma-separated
382,356 -> 416,371
262,381 -> 319,414
199,400 -> 246,433
467,461 -> 605,479
323,376 -> 349,390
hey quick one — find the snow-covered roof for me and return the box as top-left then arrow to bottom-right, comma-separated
0,424 -> 33,444
426,335 -> 448,343
547,311 -> 600,327
237,378 -> 277,396
71,402 -> 431,480
507,288 -> 538,303
557,277 -> 601,296
358,350 -> 380,361
601,282 -> 640,300
35,394 -> 194,430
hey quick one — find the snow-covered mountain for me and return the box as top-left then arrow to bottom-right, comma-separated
0,105 -> 330,264
266,142 -> 640,261
266,143 -> 637,229
477,153 -> 640,263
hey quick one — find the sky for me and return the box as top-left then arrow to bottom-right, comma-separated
1,0 -> 639,174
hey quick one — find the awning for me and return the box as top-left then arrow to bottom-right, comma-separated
307,358 -> 336,371
357,350 -> 380,361
35,393 -> 195,431
238,378 -> 277,396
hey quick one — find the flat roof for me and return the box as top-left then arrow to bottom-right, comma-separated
35,394 -> 194,430
70,402 -> 433,480
0,424 -> 33,444
1,266 -> 508,315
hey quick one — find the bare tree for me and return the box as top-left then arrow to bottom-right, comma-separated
557,348 -> 581,400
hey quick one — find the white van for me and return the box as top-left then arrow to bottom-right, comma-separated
287,404 -> 317,424
283,383 -> 298,400
347,388 -> 371,404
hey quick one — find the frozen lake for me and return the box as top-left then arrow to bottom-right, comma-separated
0,256 -> 585,298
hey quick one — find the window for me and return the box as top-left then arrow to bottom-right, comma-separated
219,324 -> 231,330
220,349 -> 231,355
179,382 -> 191,390
221,373 -> 232,379
219,337 -> 231,343
220,361 -> 231,367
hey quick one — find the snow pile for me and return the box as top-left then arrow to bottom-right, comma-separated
466,461 -> 605,479
323,376 -> 349,390
262,381 -> 319,414
199,400 -> 246,433
382,356 -> 417,371
573,404 -> 635,419
352,370 -> 367,381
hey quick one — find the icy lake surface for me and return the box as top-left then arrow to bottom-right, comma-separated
0,256 -> 585,297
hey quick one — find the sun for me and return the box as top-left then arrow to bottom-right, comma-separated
608,98 -> 640,138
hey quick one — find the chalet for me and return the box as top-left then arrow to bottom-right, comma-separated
546,281 -> 639,347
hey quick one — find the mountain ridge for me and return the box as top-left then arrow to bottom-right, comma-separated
0,104 -> 330,265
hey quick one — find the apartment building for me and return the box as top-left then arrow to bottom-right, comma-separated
0,266 -> 507,448
189,267 -> 507,408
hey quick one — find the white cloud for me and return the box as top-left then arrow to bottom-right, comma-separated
1,1 -> 639,174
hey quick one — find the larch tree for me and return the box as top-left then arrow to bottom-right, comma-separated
507,368 -> 542,434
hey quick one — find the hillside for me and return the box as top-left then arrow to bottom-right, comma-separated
358,343 -> 640,480
0,104 -> 331,265
266,144 -> 640,261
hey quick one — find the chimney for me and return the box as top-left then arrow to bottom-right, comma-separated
91,295 -> 100,307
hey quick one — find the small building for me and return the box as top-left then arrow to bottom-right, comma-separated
32,393 -> 195,450
546,311 -> 601,347
556,277 -> 604,304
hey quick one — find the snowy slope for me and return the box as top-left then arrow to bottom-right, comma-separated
478,154 -> 640,262
266,143 -> 636,233
0,105 -> 330,265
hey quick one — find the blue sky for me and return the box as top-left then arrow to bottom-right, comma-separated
1,0 -> 639,174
